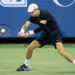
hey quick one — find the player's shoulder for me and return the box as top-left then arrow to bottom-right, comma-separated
41,9 -> 51,17
41,9 -> 49,15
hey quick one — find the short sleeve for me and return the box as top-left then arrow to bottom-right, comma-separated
28,16 -> 35,23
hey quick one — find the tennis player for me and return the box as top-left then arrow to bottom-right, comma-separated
16,3 -> 75,71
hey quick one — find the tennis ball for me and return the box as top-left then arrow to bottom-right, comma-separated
1,29 -> 6,33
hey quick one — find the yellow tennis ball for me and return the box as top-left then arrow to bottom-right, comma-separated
1,29 -> 6,33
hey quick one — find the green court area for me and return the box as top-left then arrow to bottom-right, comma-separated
0,44 -> 75,75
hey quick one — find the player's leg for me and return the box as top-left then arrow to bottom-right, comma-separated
56,42 -> 75,64
26,40 -> 41,59
16,33 -> 48,71
24,40 -> 41,66
16,40 -> 41,71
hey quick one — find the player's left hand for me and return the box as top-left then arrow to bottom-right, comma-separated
21,32 -> 30,38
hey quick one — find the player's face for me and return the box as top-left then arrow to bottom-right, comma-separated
30,9 -> 39,17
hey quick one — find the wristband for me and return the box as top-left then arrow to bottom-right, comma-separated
20,29 -> 24,33
28,30 -> 34,35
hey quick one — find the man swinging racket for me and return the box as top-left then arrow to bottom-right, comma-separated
16,3 -> 75,71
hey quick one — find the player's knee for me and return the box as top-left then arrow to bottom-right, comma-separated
28,42 -> 37,51
57,49 -> 64,55
58,50 -> 62,54
31,40 -> 40,48
56,42 -> 64,55
28,45 -> 34,52
27,40 -> 40,52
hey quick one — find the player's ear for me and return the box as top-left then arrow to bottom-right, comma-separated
40,20 -> 47,25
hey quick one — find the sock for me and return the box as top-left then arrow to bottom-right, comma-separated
24,59 -> 30,66
72,60 -> 75,64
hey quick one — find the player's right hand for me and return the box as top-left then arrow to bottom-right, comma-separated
18,32 -> 23,37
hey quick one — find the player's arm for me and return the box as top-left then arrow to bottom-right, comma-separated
27,20 -> 47,36
27,27 -> 41,36
40,20 -> 47,25
21,27 -> 42,38
21,21 -> 31,33
18,21 -> 31,36
40,20 -> 52,34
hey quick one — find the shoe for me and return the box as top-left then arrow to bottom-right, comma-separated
16,64 -> 31,71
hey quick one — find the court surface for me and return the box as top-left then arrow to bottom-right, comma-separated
0,44 -> 75,75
